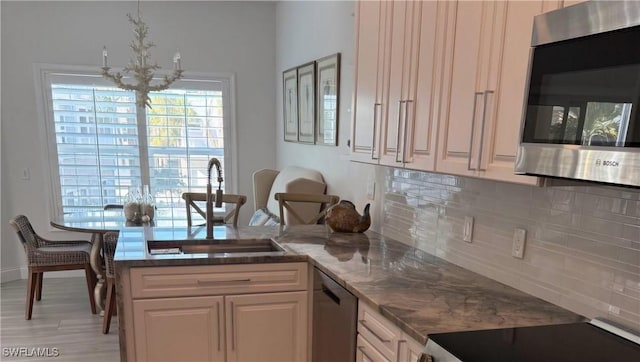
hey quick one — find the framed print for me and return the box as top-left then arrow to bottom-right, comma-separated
283,67 -> 298,142
297,62 -> 316,144
315,53 -> 340,146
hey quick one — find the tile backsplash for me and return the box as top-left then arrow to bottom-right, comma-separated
382,168 -> 640,330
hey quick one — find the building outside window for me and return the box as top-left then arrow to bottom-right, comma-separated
37,67 -> 235,223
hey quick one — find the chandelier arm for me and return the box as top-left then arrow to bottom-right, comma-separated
102,69 -> 139,91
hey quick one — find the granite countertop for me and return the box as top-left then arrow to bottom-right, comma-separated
114,224 -> 584,344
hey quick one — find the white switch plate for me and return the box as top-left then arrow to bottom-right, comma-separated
463,216 -> 474,242
21,168 -> 31,180
366,178 -> 375,200
512,228 -> 527,258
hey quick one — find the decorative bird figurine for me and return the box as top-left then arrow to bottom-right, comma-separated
325,200 -> 371,233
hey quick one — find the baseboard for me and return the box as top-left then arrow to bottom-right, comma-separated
1,268 -> 85,283
1,267 -> 24,283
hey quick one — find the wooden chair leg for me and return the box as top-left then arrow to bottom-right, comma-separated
84,264 -> 97,314
35,272 -> 43,301
102,278 -> 116,334
25,271 -> 38,320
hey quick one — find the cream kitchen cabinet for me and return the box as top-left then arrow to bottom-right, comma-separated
351,0 -> 386,163
379,1 -> 447,171
225,292 -> 307,362
351,1 -> 446,171
356,301 -> 423,362
121,263 -> 308,362
436,0 -> 561,185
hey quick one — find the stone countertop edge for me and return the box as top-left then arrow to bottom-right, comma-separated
114,225 -> 586,346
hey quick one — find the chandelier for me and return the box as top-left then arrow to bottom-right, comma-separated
101,8 -> 183,109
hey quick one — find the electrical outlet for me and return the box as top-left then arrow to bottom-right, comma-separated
366,178 -> 376,200
21,168 -> 31,181
512,228 -> 527,259
463,216 -> 474,242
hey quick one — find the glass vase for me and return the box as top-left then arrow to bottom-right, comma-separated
123,186 -> 142,222
141,184 -> 155,221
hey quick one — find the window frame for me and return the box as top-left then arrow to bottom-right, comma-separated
34,64 -> 238,219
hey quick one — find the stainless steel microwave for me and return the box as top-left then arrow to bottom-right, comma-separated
515,1 -> 640,187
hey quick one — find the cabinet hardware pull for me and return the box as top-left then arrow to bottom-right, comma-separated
402,100 -> 413,163
477,90 -> 494,172
216,301 -> 221,351
231,301 -> 236,350
359,319 -> 392,342
467,92 -> 484,171
197,278 -> 251,285
396,100 -> 406,163
371,103 -> 382,160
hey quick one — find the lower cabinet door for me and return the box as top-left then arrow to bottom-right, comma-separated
356,334 -> 392,362
398,338 -> 425,362
225,291 -> 308,362
132,296 -> 225,362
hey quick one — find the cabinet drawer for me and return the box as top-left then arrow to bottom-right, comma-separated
358,302 -> 402,361
357,334 -> 392,362
130,262 -> 308,299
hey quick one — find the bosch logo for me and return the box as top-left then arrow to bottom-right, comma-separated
595,159 -> 619,167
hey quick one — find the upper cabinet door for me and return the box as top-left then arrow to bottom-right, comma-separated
436,1 -> 493,177
403,1 -> 449,171
351,1 -> 387,163
478,0 -> 561,185
379,1 -> 446,172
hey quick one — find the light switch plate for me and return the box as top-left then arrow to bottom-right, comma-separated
512,228 -> 526,258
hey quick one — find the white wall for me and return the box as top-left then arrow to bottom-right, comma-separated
1,1 -> 277,282
275,1 -> 383,228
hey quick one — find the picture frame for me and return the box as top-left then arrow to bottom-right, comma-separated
315,53 -> 340,146
297,62 -> 316,144
283,67 -> 299,142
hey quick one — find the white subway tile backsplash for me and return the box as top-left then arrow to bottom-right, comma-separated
382,168 -> 640,330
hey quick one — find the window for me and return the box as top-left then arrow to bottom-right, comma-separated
38,67 -> 235,222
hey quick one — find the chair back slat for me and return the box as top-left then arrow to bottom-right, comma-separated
274,193 -> 340,225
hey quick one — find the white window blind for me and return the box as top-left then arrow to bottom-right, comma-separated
40,69 -> 234,222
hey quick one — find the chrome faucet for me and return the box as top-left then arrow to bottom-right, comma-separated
206,157 -> 224,239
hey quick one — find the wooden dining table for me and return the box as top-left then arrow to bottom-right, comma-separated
50,210 -> 186,312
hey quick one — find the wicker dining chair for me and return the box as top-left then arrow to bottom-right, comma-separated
181,192 -> 247,227
102,231 -> 119,334
9,215 -> 97,320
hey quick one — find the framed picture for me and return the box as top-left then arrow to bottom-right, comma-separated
315,53 -> 340,146
297,62 -> 316,144
283,67 -> 298,142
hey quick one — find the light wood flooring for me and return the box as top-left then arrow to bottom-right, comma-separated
1,277 -> 120,361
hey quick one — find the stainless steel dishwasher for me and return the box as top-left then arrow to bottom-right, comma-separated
312,267 -> 357,362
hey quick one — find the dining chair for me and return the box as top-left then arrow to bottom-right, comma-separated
181,192 -> 247,228
102,231 -> 119,334
274,193 -> 340,225
9,215 -> 97,320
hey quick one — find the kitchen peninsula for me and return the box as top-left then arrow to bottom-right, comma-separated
115,225 -> 583,361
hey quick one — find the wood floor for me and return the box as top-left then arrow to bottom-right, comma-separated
1,277 -> 120,361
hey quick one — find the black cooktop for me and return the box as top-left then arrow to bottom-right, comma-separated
428,322 -> 640,362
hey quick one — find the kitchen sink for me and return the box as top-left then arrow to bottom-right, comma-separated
147,238 -> 286,256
